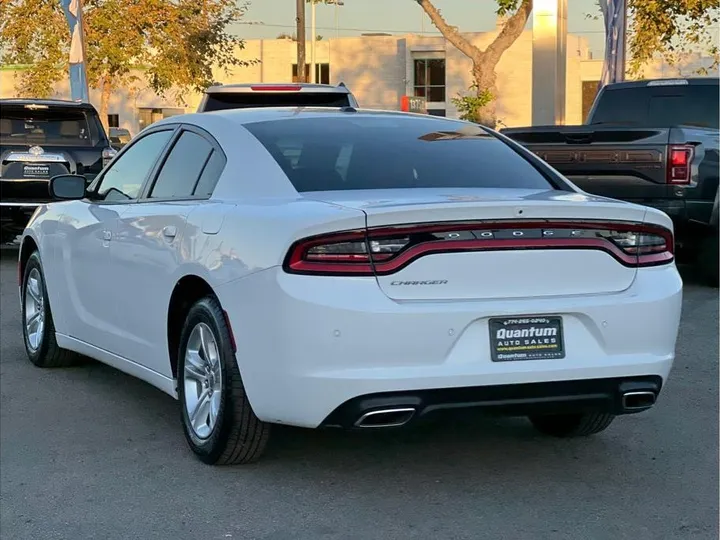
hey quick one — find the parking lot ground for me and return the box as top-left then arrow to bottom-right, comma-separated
0,247 -> 717,540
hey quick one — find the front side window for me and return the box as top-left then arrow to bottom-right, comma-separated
244,116 -> 556,193
95,130 -> 172,202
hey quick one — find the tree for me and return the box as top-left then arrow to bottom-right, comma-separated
0,0 -> 255,131
586,1 -> 719,76
625,0 -> 719,76
415,0 -> 532,127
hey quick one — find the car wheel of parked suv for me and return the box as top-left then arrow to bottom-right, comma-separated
21,251 -> 79,367
529,412 -> 615,437
178,296 -> 270,465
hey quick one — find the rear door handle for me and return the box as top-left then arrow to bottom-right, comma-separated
162,226 -> 177,238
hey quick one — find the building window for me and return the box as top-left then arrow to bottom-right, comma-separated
292,63 -> 330,84
414,58 -> 445,103
107,114 -> 119,128
137,107 -> 185,130
582,80 -> 600,122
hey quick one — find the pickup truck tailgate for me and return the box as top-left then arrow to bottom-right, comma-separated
502,126 -> 672,200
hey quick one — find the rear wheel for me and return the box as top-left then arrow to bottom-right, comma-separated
529,412 -> 615,437
21,251 -> 79,367
177,296 -> 270,465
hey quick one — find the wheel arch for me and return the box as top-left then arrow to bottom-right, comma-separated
18,235 -> 39,287
167,274 -> 220,381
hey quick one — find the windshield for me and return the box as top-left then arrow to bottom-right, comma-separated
244,115 -> 556,192
589,84 -> 719,129
0,104 -> 102,146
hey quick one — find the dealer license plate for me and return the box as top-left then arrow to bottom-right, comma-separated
489,316 -> 565,362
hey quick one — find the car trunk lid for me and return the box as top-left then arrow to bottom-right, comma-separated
303,188 -> 652,301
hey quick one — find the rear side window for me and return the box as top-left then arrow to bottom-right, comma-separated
193,151 -> 226,198
202,92 -> 351,112
243,116 -> 555,192
149,131 -> 214,199
589,84 -> 719,129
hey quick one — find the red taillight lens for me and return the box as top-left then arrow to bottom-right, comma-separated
667,145 -> 693,184
284,221 -> 674,276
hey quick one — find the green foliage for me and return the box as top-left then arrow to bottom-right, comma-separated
584,0 -> 719,76
0,0 -> 255,101
451,86 -> 493,123
628,0 -> 719,76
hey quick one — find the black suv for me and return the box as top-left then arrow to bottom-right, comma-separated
1,99 -> 116,244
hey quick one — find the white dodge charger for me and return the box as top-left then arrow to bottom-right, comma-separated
18,108 -> 683,465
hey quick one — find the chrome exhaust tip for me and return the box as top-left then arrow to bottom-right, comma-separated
622,391 -> 657,411
354,407 -> 416,428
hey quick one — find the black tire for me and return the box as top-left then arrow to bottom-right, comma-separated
177,296 -> 270,465
21,251 -> 79,367
697,232 -> 719,288
529,412 -> 615,437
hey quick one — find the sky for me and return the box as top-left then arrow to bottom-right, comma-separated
236,0 -> 608,56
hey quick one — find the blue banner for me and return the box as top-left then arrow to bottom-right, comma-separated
599,0 -> 627,87
60,0 -> 90,102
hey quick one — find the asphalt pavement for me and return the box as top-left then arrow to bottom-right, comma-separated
0,246 -> 718,540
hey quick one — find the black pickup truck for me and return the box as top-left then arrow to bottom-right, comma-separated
0,99 -> 116,244
502,78 -> 719,285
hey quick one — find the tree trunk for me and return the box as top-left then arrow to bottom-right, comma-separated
98,76 -> 112,134
472,66 -> 498,128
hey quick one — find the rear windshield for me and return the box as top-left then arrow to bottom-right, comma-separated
0,104 -> 103,146
589,84 -> 719,129
201,92 -> 352,112
244,116 -> 555,192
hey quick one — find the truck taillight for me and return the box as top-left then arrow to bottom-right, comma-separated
102,147 -> 117,168
667,145 -> 693,184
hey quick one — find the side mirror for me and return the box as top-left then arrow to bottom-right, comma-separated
49,174 -> 87,201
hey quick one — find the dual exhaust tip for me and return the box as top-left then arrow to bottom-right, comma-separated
352,391 -> 657,428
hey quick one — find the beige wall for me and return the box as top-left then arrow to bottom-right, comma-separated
1,32 -> 716,133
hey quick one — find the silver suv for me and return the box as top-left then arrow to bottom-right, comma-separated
197,83 -> 359,112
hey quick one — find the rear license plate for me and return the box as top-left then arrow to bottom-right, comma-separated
23,164 -> 50,178
489,316 -> 565,362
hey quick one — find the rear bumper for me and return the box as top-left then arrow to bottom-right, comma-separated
217,264 -> 682,429
322,376 -> 663,428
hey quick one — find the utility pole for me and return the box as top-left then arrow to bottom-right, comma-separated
310,0 -> 316,83
296,0 -> 306,83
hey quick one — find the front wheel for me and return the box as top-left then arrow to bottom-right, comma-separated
529,412 -> 615,437
21,251 -> 79,367
177,296 -> 270,465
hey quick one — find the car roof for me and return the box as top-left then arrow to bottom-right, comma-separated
0,98 -> 98,109
156,107 -> 464,129
204,83 -> 352,94
604,77 -> 719,90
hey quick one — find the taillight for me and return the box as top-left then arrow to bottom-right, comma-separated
667,145 -> 693,184
102,147 -> 117,168
284,221 -> 674,276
